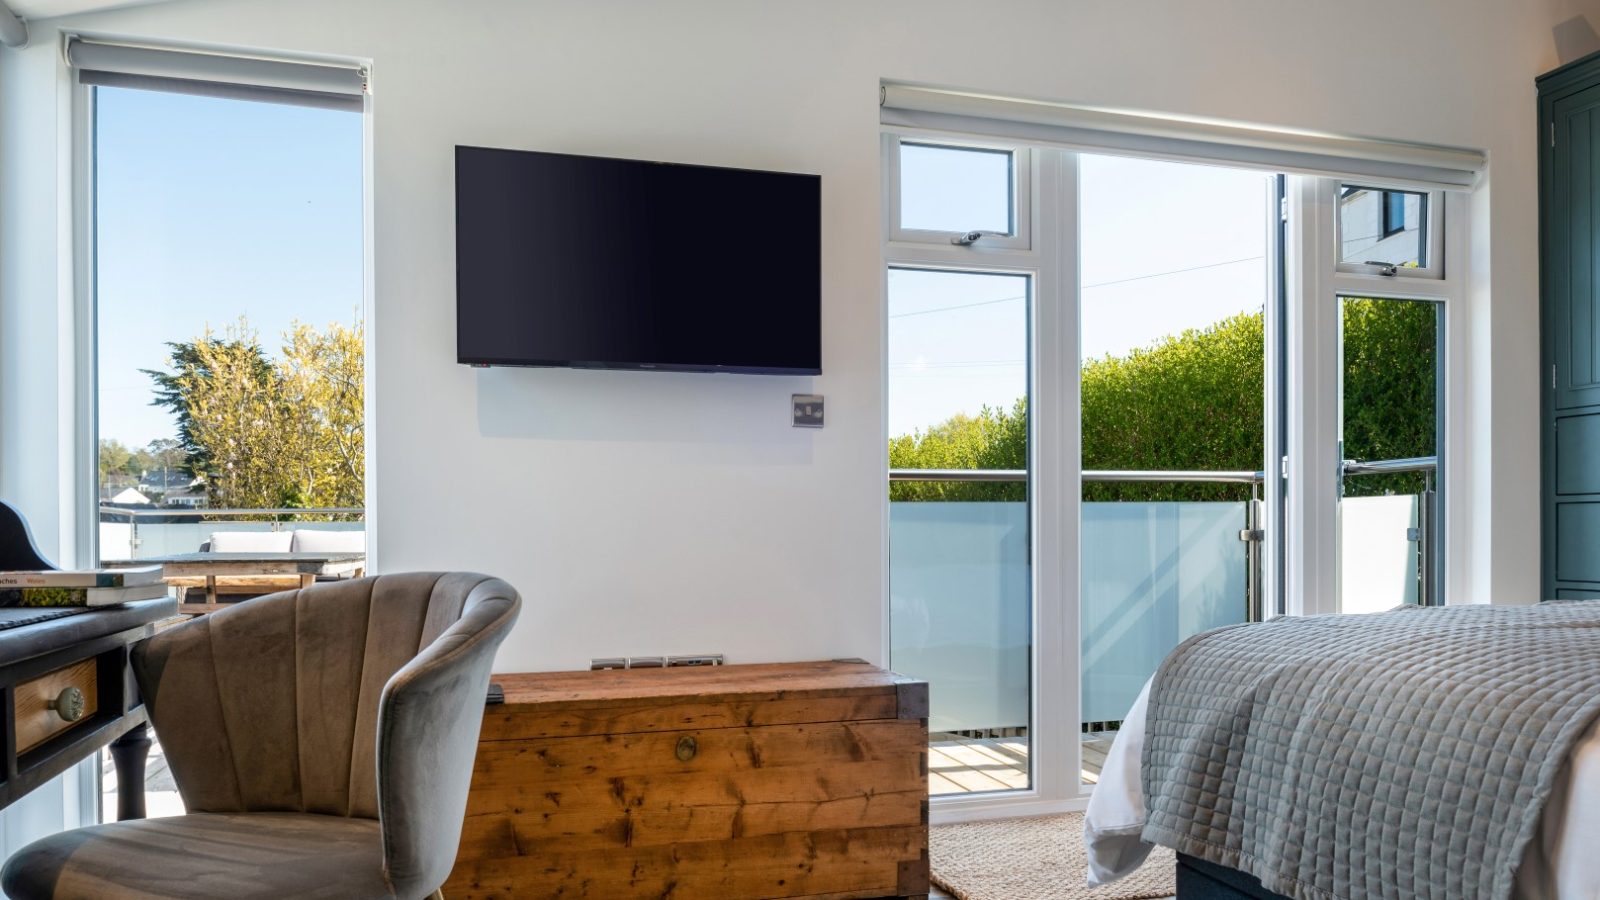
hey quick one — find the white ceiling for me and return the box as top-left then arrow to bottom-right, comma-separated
7,0 -> 176,21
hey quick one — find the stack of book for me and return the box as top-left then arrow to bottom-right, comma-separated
0,567 -> 168,608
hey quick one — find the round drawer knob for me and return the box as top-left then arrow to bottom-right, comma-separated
675,736 -> 697,762
48,687 -> 86,723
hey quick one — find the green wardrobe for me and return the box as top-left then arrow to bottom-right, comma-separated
1542,49 -> 1600,599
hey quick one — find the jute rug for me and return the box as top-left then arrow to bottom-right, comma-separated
930,812 -> 1176,900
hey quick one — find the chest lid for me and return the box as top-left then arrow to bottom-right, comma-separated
482,659 -> 928,740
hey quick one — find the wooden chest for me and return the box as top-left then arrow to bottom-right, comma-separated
444,660 -> 930,899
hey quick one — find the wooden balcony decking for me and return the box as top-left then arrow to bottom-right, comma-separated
929,734 -> 1030,794
928,731 -> 1118,795
1081,731 -> 1114,783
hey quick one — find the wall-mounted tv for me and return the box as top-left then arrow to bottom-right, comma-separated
455,146 -> 821,374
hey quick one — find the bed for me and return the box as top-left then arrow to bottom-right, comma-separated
1083,603 -> 1600,900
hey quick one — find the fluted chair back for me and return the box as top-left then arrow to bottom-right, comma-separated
131,572 -> 519,896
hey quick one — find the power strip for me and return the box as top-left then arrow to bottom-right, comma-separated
591,655 -> 724,670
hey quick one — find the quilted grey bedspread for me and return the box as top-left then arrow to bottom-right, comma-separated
1140,601 -> 1600,900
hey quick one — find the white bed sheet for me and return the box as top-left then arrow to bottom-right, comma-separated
1084,679 -> 1600,899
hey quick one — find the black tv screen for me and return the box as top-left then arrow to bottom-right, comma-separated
455,146 -> 821,374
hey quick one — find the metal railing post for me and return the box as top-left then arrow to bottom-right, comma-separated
1242,485 -> 1264,623
1337,457 -> 1442,607
1418,470 -> 1437,607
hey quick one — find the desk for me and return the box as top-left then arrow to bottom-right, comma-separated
144,552 -> 366,605
0,598 -> 177,820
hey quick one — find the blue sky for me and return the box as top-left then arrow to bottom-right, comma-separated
96,86 -> 362,450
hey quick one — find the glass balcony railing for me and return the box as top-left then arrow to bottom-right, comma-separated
889,457 -> 1435,791
888,478 -> 1031,795
1340,456 -> 1439,613
98,506 -> 364,561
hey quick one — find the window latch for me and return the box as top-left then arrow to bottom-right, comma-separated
951,230 -> 1004,246
1363,261 -> 1400,277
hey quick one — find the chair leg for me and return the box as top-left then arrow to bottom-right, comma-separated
426,891 -> 444,900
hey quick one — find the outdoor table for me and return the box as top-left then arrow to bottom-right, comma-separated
143,552 -> 367,605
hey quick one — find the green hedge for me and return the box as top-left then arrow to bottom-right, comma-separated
889,299 -> 1436,502
1339,298 -> 1438,497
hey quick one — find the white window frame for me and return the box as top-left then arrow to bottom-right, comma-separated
70,51 -> 377,571
1334,182 -> 1446,280
1286,178 -> 1467,618
70,80 -> 98,565
883,135 -> 1078,822
886,135 -> 1034,251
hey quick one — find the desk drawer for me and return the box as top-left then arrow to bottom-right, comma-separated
15,659 -> 99,754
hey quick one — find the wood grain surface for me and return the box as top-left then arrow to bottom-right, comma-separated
446,661 -> 930,899
15,658 -> 98,754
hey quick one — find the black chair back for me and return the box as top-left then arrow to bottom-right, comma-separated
0,501 -> 56,571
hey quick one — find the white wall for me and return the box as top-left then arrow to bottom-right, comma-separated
0,759 -> 98,889
2,0 -> 1594,673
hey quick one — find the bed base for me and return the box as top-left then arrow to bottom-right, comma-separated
1175,854 -> 1293,900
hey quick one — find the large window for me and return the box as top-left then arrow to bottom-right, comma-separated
85,60 -> 366,823
93,86 -> 365,565
887,140 -> 1037,798
884,133 -> 1465,820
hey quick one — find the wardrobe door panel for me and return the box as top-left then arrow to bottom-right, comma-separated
1551,86 -> 1600,411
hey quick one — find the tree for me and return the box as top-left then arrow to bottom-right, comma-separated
889,299 -> 1436,502
145,329 -> 275,483
1079,311 -> 1264,501
1339,298 -> 1437,496
889,399 -> 1027,502
278,321 -> 365,510
144,438 -> 186,480
144,317 -> 364,514
98,439 -> 136,485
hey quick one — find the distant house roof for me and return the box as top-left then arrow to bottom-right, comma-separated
139,470 -> 197,491
109,487 -> 152,505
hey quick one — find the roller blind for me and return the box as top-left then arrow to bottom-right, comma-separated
67,38 -> 367,112
881,83 -> 1485,190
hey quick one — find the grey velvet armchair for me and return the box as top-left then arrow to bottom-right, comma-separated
0,572 -> 520,900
